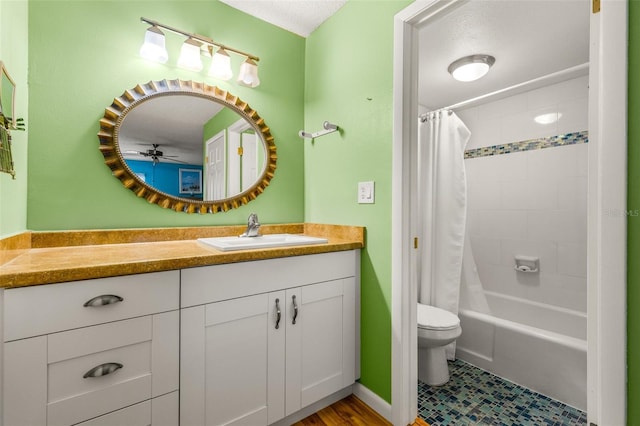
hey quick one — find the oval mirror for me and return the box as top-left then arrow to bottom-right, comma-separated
98,79 -> 276,213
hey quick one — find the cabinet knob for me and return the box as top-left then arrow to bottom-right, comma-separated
275,298 -> 281,329
83,294 -> 124,307
292,295 -> 299,325
83,362 -> 123,379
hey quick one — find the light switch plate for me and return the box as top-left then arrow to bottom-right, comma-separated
358,181 -> 375,204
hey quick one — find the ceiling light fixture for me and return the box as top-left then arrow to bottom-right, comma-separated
448,54 -> 496,82
534,112 -> 562,124
139,17 -> 260,87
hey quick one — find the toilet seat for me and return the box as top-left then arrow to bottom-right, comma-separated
417,304 -> 460,331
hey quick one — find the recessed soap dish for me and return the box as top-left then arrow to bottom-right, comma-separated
514,255 -> 539,273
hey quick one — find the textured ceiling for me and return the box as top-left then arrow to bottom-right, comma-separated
120,96 -> 223,165
220,1 -> 588,111
418,1 -> 590,109
220,0 -> 347,37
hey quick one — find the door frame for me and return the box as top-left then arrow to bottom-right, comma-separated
227,118 -> 252,194
391,1 -> 628,425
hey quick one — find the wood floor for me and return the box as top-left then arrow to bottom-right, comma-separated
293,394 -> 429,426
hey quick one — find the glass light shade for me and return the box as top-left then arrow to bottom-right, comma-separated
534,112 -> 562,124
139,26 -> 168,63
448,54 -> 495,82
177,38 -> 203,72
237,58 -> 260,88
208,48 -> 233,80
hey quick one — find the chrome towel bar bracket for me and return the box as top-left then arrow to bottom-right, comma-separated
299,121 -> 339,139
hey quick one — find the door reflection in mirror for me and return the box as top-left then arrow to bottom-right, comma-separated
119,94 -> 267,202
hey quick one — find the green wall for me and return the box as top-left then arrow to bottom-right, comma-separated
27,0 -> 305,230
305,0 -> 411,403
0,0 -> 28,238
203,107 -> 243,142
629,1 -> 639,424
306,0 -> 640,412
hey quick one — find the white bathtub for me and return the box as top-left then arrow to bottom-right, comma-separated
456,290 -> 587,410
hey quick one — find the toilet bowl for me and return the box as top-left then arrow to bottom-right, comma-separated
417,303 -> 462,386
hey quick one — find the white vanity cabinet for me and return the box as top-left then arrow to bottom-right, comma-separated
3,271 -> 180,426
180,250 -> 359,426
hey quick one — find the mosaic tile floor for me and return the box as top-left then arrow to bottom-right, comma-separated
418,360 -> 587,426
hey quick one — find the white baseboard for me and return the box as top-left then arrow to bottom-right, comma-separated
352,382 -> 392,423
270,386 -> 353,426
268,383 -> 391,425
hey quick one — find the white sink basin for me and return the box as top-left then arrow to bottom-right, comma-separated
197,234 -> 329,252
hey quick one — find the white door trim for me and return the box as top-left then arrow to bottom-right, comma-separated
391,1 -> 628,425
227,118 -> 251,196
587,2 -> 628,424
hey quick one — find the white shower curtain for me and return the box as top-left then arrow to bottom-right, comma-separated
460,231 -> 492,314
418,110 -> 470,359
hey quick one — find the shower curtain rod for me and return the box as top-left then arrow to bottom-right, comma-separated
418,62 -> 589,121
419,109 -> 452,122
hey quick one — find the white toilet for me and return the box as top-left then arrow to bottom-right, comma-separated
417,303 -> 462,386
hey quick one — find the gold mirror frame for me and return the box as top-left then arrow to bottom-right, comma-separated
98,79 -> 276,213
0,61 -> 17,130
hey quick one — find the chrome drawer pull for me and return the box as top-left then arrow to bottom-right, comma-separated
83,362 -> 123,379
275,298 -> 281,329
292,295 -> 298,325
83,294 -> 124,307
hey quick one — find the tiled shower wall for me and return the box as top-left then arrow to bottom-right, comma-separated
458,76 -> 588,313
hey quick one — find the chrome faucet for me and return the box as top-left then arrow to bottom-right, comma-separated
240,213 -> 261,237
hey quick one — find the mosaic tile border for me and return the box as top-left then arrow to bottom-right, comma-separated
464,130 -> 588,159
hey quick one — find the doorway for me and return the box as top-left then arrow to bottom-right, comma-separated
391,1 -> 627,425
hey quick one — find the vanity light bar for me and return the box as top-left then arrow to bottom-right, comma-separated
140,17 -> 259,62
140,17 -> 261,87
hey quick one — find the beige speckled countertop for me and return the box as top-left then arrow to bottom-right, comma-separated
0,224 -> 365,289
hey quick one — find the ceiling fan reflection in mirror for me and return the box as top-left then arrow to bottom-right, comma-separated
124,143 -> 188,165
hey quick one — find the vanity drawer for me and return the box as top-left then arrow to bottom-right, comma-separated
75,398 -> 152,426
4,270 -> 179,341
181,250 -> 357,307
74,391 -> 178,426
47,319 -> 153,425
4,312 -> 179,426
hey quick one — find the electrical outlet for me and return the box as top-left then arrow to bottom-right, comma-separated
358,181 -> 375,204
